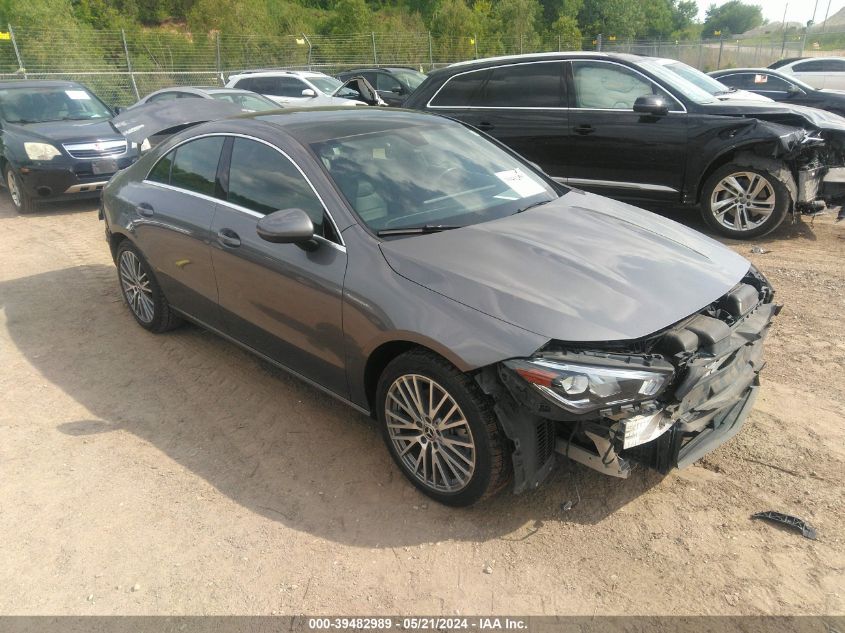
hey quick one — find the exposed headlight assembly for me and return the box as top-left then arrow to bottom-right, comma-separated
505,356 -> 674,414
24,142 -> 61,161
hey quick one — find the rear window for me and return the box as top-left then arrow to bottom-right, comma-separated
477,62 -> 564,108
429,69 -> 489,107
169,136 -> 224,197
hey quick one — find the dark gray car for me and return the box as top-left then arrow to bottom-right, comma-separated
102,107 -> 778,506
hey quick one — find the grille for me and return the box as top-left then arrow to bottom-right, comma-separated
62,140 -> 127,159
536,419 -> 556,466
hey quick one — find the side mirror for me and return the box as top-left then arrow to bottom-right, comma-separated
391,86 -> 405,95
633,95 -> 669,116
113,106 -> 125,115
301,88 -> 317,98
257,208 -> 315,246
787,84 -> 803,96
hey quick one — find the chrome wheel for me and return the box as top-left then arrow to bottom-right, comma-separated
6,170 -> 21,208
119,250 -> 155,323
385,374 -> 476,493
710,171 -> 777,232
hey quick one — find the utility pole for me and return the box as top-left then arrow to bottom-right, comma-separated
822,0 -> 833,33
780,3 -> 789,57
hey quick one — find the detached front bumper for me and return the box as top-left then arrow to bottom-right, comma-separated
490,272 -> 779,492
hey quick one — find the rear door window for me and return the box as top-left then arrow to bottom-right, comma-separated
169,136 -> 225,197
476,62 -> 564,108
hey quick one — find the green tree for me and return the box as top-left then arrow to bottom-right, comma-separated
494,0 -> 542,51
551,14 -> 581,49
578,0 -> 645,39
325,0 -> 371,34
702,0 -> 763,36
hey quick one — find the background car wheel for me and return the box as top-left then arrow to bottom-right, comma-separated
376,349 -> 511,506
5,166 -> 35,213
116,241 -> 182,333
700,163 -> 789,239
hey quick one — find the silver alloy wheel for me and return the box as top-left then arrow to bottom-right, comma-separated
119,250 -> 155,323
710,171 -> 776,232
385,374 -> 476,492
6,170 -> 21,208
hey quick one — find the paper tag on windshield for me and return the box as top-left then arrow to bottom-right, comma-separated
65,90 -> 91,100
495,168 -> 545,198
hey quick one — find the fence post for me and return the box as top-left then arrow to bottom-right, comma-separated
8,25 -> 25,78
697,41 -> 704,69
428,31 -> 433,70
519,33 -> 523,54
474,33 -> 478,58
121,29 -> 140,101
558,34 -> 561,52
596,33 -> 602,51
302,33 -> 313,70
372,32 -> 377,65
215,31 -> 223,84
717,34 -> 724,69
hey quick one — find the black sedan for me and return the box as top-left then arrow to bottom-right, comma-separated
101,107 -> 777,506
0,80 -> 140,212
709,68 -> 845,117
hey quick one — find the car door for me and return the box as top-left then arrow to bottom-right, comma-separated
374,72 -> 406,106
717,72 -> 797,102
563,59 -> 688,204
789,59 -> 831,89
130,135 -> 225,328
428,61 -> 568,178
210,136 -> 348,395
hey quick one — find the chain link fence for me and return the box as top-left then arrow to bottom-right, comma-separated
0,25 -> 825,107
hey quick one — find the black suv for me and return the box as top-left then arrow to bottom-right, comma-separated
336,67 -> 427,106
0,80 -> 140,213
404,52 -> 845,238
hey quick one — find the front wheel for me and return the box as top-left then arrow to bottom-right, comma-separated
376,350 -> 511,506
700,164 -> 790,239
5,166 -> 35,213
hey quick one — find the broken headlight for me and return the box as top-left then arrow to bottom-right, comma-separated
505,357 -> 673,414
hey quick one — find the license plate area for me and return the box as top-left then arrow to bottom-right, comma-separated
92,158 -> 118,175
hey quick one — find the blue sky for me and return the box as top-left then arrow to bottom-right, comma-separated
695,0 -> 845,26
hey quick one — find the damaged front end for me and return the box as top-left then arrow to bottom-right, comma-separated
482,267 -> 780,493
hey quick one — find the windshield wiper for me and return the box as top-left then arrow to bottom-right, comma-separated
515,199 -> 552,214
377,224 -> 462,236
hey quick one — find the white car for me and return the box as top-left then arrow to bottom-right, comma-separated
225,70 -> 361,107
652,57 -> 772,102
769,57 -> 845,91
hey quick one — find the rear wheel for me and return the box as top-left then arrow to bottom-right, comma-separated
116,241 -> 182,333
5,166 -> 35,213
376,349 -> 511,506
700,164 -> 789,239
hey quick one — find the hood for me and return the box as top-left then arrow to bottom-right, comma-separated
700,99 -> 845,132
111,100 -> 245,142
379,190 -> 750,343
5,118 -> 122,144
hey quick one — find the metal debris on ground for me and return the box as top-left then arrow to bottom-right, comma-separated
751,511 -> 818,540
750,245 -> 771,254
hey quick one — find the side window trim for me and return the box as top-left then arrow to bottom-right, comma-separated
568,59 -> 686,113
144,132 -> 345,248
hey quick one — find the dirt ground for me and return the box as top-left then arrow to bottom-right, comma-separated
0,194 -> 842,616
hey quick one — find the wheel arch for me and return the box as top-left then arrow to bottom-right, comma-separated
363,339 -> 471,414
693,142 -> 795,205
108,229 -> 132,263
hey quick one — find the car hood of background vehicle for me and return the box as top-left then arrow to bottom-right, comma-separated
5,118 -> 123,145
701,99 -> 845,131
379,190 -> 751,343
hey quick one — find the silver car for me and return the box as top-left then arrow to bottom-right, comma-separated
101,108 -> 778,506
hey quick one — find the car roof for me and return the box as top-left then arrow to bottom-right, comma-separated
446,51 -> 638,69
236,107 -> 451,145
339,66 -> 421,73
768,57 -> 807,69
229,69 -> 330,79
0,80 -> 86,90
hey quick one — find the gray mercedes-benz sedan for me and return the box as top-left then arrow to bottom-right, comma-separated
101,108 -> 779,506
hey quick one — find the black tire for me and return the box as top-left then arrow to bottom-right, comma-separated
115,240 -> 182,333
376,349 -> 511,506
5,166 -> 36,213
700,163 -> 790,239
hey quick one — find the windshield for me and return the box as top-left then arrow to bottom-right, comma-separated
393,69 -> 427,91
663,61 -> 730,95
311,121 -> 558,234
308,76 -> 343,95
0,86 -> 112,123
638,59 -> 717,104
210,92 -> 278,111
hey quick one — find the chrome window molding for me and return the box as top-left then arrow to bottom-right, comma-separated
427,58 -> 687,114
144,132 -> 345,248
